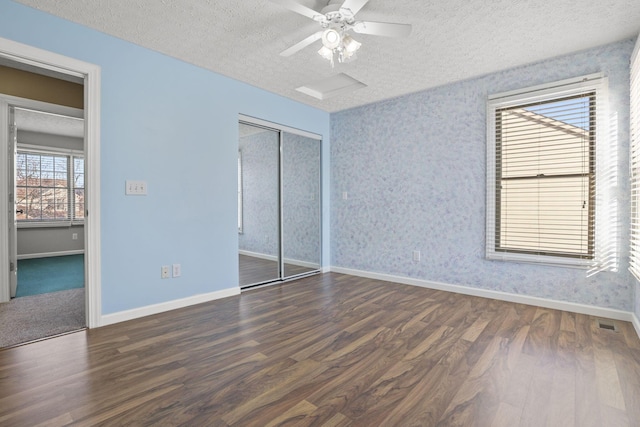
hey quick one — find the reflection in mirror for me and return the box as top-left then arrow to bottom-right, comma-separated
238,123 -> 280,287
282,132 -> 321,278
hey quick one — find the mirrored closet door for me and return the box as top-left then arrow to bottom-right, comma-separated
238,118 -> 321,288
282,132 -> 321,279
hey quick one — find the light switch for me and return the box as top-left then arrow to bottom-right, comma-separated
126,180 -> 147,195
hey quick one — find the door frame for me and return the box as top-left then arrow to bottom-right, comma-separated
0,37 -> 102,328
3,100 -> 84,296
238,114 -> 322,289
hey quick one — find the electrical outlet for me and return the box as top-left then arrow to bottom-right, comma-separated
172,263 -> 181,278
413,250 -> 421,262
161,265 -> 170,279
72,233 -> 78,240
126,180 -> 148,195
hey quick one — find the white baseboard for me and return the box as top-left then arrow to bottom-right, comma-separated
330,266 -> 636,324
239,250 -> 320,269
100,287 -> 240,327
286,258 -> 321,269
632,313 -> 640,338
18,250 -> 84,260
239,249 -> 277,262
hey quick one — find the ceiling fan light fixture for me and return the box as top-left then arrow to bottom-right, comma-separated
318,45 -> 334,61
274,0 -> 412,68
342,34 -> 361,54
321,28 -> 341,49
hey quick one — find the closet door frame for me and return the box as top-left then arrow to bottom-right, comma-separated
238,114 -> 322,289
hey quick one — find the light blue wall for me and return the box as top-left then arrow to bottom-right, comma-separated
331,39 -> 635,311
0,0 -> 330,314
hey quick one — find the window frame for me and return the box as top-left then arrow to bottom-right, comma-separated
486,73 -> 607,268
238,149 -> 243,234
630,39 -> 640,281
16,144 -> 85,228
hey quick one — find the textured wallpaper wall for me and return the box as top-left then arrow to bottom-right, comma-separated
239,129 -> 280,257
239,129 -> 321,265
331,38 -> 635,311
283,133 -> 321,265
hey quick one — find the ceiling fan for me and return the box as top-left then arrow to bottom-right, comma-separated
272,0 -> 412,66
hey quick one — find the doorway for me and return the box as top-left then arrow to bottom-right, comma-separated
238,116 -> 322,288
1,101 -> 86,348
0,36 -> 101,344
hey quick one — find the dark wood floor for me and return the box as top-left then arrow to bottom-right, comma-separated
239,254 -> 317,287
1,273 -> 639,426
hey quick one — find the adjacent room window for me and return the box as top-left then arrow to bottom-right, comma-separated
486,75 -> 606,266
630,43 -> 640,280
16,149 -> 84,224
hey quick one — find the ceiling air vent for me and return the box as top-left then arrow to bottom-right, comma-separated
296,73 -> 366,100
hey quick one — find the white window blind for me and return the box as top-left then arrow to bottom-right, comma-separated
630,38 -> 640,279
487,75 -> 606,266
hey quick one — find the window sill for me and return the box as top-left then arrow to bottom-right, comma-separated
18,221 -> 85,229
486,251 -> 593,269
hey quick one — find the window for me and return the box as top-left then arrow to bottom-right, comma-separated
73,156 -> 85,221
487,75 -> 606,266
630,41 -> 640,279
16,148 -> 84,224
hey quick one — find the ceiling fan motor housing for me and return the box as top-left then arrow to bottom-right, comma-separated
319,0 -> 356,27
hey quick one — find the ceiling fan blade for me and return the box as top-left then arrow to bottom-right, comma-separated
270,0 -> 322,21
340,0 -> 370,16
352,21 -> 412,38
280,31 -> 323,57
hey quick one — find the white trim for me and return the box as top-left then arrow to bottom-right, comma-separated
17,250 -> 84,260
486,74 -> 610,268
239,249 -> 278,262
0,36 -> 102,327
0,94 -> 83,118
18,221 -> 84,229
629,34 -> 640,281
0,102 -> 9,302
82,59 -> 101,329
239,250 -> 320,269
489,73 -> 603,101
239,114 -> 322,140
17,143 -> 84,157
100,287 -> 240,326
284,258 -> 321,269
330,266 -> 636,323
632,313 -> 640,338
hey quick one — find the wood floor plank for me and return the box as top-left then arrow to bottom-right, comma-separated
490,401 -> 522,427
594,344 -> 627,411
0,272 -> 639,426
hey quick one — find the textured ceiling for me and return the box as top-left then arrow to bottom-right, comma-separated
13,0 -> 640,112
15,108 -> 84,138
